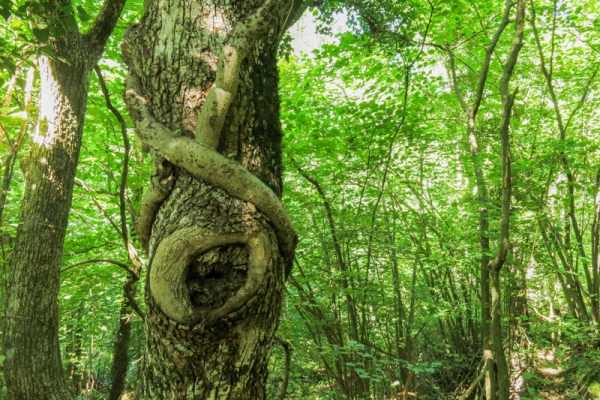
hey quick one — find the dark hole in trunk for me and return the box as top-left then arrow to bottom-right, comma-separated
186,243 -> 249,309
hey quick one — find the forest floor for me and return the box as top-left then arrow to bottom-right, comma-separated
532,349 -> 589,400
535,350 -> 567,399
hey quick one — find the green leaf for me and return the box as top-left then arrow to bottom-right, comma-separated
77,6 -> 91,22
0,7 -> 10,20
32,27 -> 50,42
0,0 -> 10,19
39,45 -> 56,59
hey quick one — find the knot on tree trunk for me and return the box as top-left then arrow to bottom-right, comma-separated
150,227 -> 271,327
123,0 -> 296,327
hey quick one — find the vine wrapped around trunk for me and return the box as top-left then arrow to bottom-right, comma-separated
122,0 -> 299,397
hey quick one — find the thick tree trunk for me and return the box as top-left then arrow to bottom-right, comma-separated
1,1 -> 125,397
122,1 -> 298,398
3,55 -> 91,400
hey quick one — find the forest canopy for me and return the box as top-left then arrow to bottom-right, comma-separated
1,0 -> 600,399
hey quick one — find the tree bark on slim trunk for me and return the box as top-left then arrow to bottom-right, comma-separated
489,2 -> 525,398
122,0 -> 299,398
447,1 -> 524,397
108,292 -> 134,400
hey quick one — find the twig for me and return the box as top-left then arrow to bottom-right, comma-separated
458,369 -> 485,400
274,335 -> 292,400
124,274 -> 145,320
60,258 -> 139,278
75,177 -> 123,236
94,65 -> 144,273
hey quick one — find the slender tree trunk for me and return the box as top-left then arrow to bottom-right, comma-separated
122,1 -> 299,397
531,0 -> 600,324
591,170 -> 600,322
108,290 -> 134,400
447,1 -> 524,397
292,161 -> 368,397
539,220 -> 589,321
65,304 -> 85,395
488,2 -> 525,398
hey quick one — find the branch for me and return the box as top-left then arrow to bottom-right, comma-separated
95,65 -> 129,243
278,0 -> 310,42
60,258 -> 139,278
446,50 -> 469,113
196,0 -> 287,148
84,0 -> 127,59
0,66 -> 35,228
470,0 -> 514,119
290,159 -> 360,341
531,306 -> 555,322
274,335 -> 292,400
94,65 -> 143,272
530,1 -> 563,135
124,274 -> 145,320
564,65 -> 600,132
458,369 -> 485,400
125,74 -> 297,263
75,177 -> 123,237
61,259 -> 145,320
136,157 -> 173,253
290,158 -> 345,273
492,0 -> 525,272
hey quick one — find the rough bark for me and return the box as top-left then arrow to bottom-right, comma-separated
1,0 -> 126,397
122,0 -> 299,398
3,53 -> 91,400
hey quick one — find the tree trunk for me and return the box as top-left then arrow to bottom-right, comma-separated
108,291 -> 134,400
3,54 -> 91,400
122,1 -> 298,398
65,304 -> 85,395
1,1 -> 125,397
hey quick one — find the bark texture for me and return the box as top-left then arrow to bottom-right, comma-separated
122,0 -> 298,398
108,295 -> 133,400
3,53 -> 91,400
2,0 -> 125,397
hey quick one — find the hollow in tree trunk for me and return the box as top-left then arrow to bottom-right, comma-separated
122,0 -> 299,398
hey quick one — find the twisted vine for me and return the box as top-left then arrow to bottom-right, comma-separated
124,0 -> 296,326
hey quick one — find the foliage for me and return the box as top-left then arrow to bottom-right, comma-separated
2,0 -> 600,398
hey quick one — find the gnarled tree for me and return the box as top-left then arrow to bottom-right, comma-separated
122,0 -> 299,397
